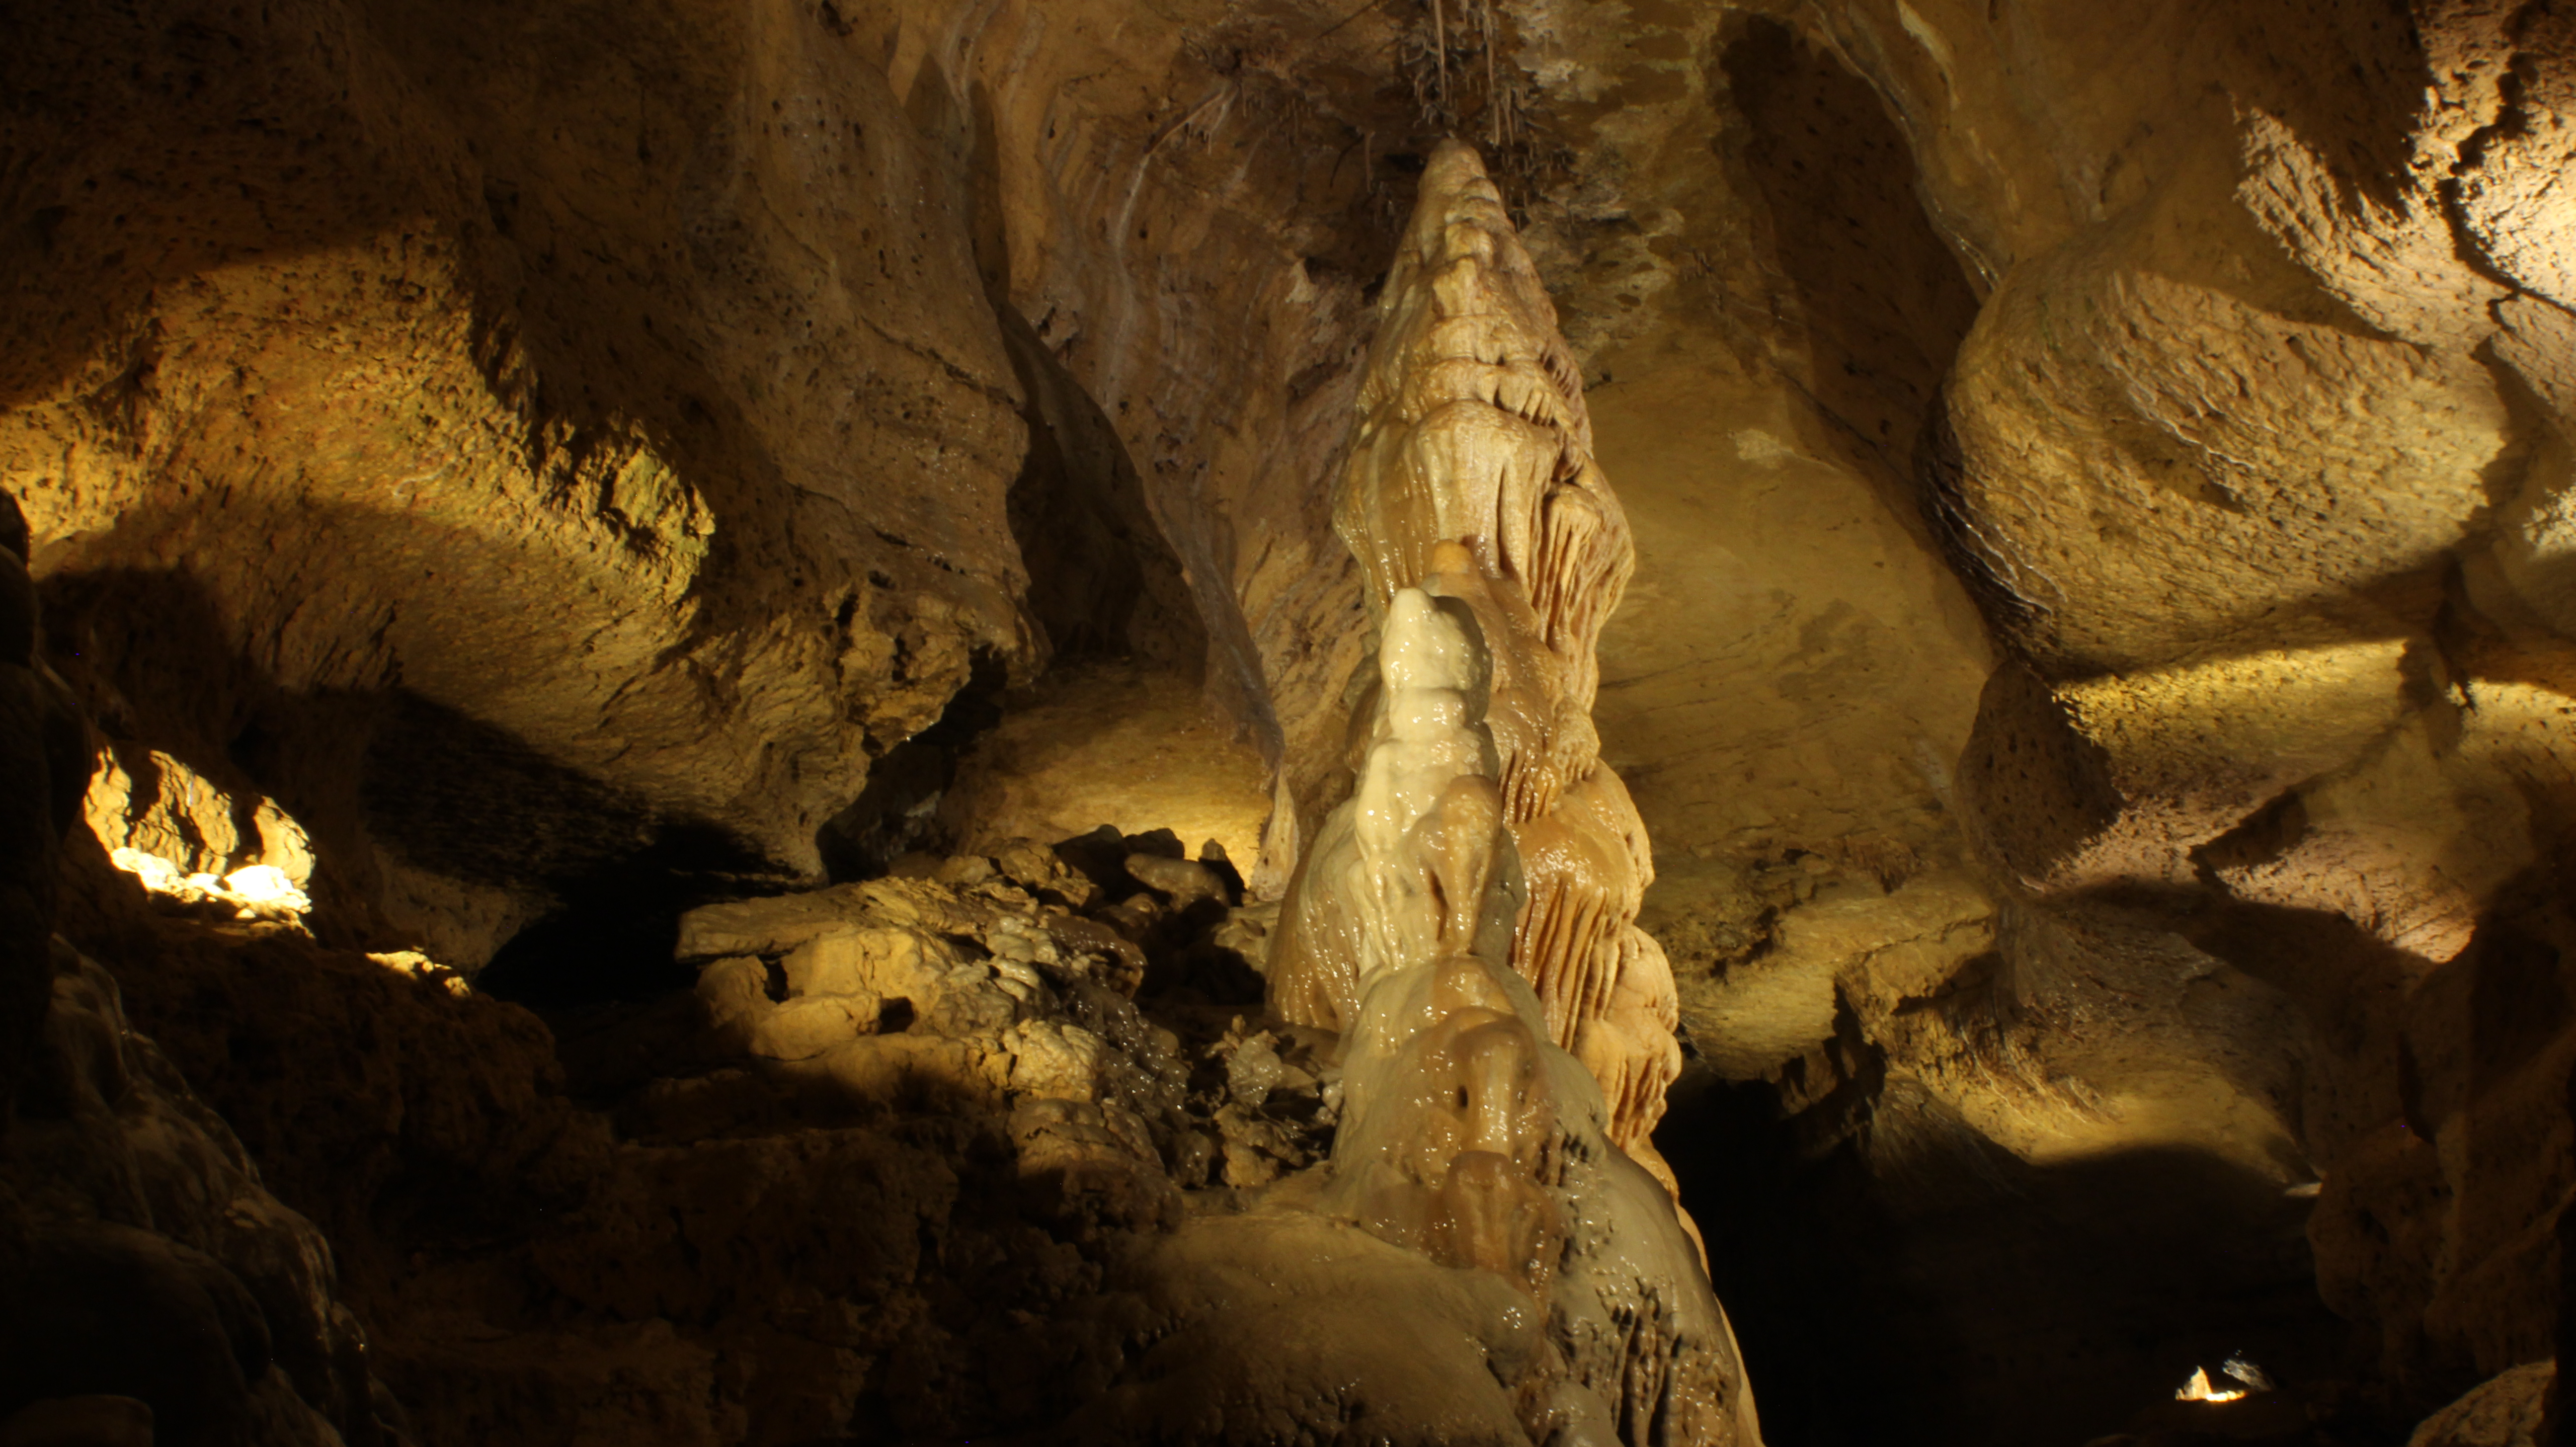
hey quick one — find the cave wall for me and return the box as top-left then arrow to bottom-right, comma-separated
8,0 -> 2576,1441
1329,0 -> 2576,1437
0,0 -> 1417,968
1783,0 -> 2576,1415
4,0 -> 1016,964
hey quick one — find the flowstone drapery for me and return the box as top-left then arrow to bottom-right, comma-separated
1254,140 -> 1759,1445
1270,570 -> 1761,1444
1271,139 -> 1687,1194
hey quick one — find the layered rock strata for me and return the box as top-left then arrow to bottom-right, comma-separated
1270,140 -> 1686,1193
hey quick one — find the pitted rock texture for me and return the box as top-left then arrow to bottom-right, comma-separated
1784,0 -> 2576,1416
1382,3 -> 2576,1442
0,0 -> 1433,960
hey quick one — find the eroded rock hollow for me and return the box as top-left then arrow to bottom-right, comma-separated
10,0 -> 2576,1445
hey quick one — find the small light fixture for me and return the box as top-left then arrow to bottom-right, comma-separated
2176,1367 -> 2247,1403
2175,1355 -> 2272,1403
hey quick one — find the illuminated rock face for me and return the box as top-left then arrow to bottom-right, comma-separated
1272,142 -> 1686,1192
0,0 -> 1392,972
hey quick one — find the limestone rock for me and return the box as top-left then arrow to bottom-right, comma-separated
1939,212 -> 2505,675
80,745 -> 313,898
19,0 -> 2576,1439
2407,1362 -> 2553,1447
674,887 -> 879,962
0,945 -> 401,1447
747,995 -> 881,1063
1272,140 -> 1687,1178
938,667 -> 1275,879
1007,1018 -> 1107,1104
0,0 -> 1416,980
780,927 -> 943,1006
5,0 -> 1043,957
0,1396 -> 157,1447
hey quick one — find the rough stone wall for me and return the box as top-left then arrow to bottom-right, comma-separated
1,492 -> 404,1446
887,0 -> 1432,885
0,0 -> 1424,969
1796,0 -> 2576,1410
0,0 -> 1046,965
1346,1 -> 2576,1437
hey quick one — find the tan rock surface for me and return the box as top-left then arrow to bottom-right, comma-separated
938,660 -> 1272,871
0,0 -> 1422,965
2407,1361 -> 2553,1447
74,818 -> 1721,1445
1790,0 -> 2576,1409
1269,138 -> 1690,1177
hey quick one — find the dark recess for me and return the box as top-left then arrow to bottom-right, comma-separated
812,650 -> 1012,883
1715,15 -> 1980,527
993,301 -> 1206,673
1661,1051 -> 2378,1447
398,692 -> 791,1009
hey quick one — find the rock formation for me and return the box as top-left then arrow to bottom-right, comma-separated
1,494 -> 404,1447
1233,142 -> 1754,1440
1272,141 -> 1687,1197
8,0 -> 2576,1444
1287,578 -> 1759,1442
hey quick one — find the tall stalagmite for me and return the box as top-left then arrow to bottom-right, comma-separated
1289,576 -> 1762,1443
1271,140 -> 1686,1194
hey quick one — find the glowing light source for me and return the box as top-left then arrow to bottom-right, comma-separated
2176,1356 -> 2272,1403
2176,1368 -> 2246,1403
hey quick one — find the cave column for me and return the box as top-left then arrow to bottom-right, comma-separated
1272,139 -> 1687,1197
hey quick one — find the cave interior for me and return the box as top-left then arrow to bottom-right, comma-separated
5,1 -> 2576,1445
